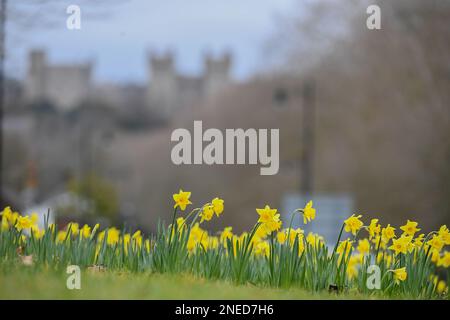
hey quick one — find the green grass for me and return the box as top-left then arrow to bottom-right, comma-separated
0,267 -> 366,299
1,206 -> 446,300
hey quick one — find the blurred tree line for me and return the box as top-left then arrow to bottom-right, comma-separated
270,0 -> 450,227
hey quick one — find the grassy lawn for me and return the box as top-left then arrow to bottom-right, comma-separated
0,267 -> 365,299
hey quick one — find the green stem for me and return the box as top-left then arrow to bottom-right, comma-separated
168,207 -> 178,247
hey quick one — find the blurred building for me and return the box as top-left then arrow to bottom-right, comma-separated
22,48 -> 233,123
147,51 -> 232,120
24,49 -> 92,111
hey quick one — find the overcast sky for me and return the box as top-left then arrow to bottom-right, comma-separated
7,0 -> 297,84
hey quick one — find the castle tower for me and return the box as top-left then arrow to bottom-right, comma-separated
25,50 -> 47,102
147,51 -> 178,120
203,51 -> 232,100
24,49 -> 93,110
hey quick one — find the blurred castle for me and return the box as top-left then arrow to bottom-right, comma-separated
24,50 -> 92,110
147,51 -> 232,120
22,49 -> 233,120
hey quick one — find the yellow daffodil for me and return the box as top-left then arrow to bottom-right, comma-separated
277,228 -> 303,246
437,280 -> 447,294
306,232 -> 323,248
229,235 -> 242,255
81,224 -> 91,239
391,267 -> 407,284
15,215 -> 33,231
30,212 -> 39,225
132,230 -> 141,239
286,228 -> 304,246
31,225 -> 45,240
427,234 -> 444,252
211,197 -> 224,217
347,255 -> 360,279
98,230 -> 105,242
297,235 -> 305,256
56,230 -> 67,243
377,252 -> 392,267
431,249 -> 440,264
256,205 -> 279,224
357,238 -> 371,255
67,223 -> 79,236
20,234 -> 27,245
389,235 -> 412,255
174,217 -> 186,237
0,206 -> 13,220
173,189 -> 192,211
254,241 -> 270,258
1,217 -> 8,231
256,205 -> 281,234
277,230 -> 287,244
123,233 -> 131,254
106,227 -> 120,246
432,275 -> 448,294
200,205 -> 214,223
337,239 -> 353,256
209,236 -> 219,250
187,223 -> 208,252
413,233 -> 425,249
1,207 -> 19,228
437,251 -> 450,268
145,239 -> 151,253
400,220 -> 421,237
48,223 -> 56,234
438,225 -> 450,245
344,214 -> 363,236
176,217 -> 186,228
132,230 -> 142,248
186,236 -> 197,252
367,218 -> 381,239
381,224 -> 396,242
220,227 -> 233,244
301,200 -> 316,224
372,235 -> 387,250
239,232 -> 249,245
255,224 -> 269,239
263,219 -> 282,234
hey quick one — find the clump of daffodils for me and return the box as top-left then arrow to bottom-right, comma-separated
1,191 -> 449,299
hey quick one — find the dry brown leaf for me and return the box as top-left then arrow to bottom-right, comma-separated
87,265 -> 106,273
21,255 -> 34,266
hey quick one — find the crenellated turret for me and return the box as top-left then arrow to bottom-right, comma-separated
146,49 -> 233,120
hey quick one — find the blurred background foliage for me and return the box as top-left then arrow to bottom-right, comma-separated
67,174 -> 119,224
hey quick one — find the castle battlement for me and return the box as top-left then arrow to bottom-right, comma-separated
147,50 -> 233,120
23,48 -> 233,120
